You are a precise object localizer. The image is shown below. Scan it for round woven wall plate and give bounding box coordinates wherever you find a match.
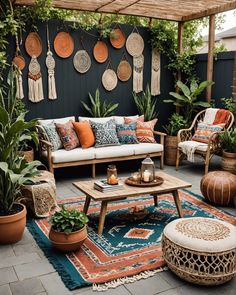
[54,32,74,58]
[102,69,118,91]
[13,55,26,70]
[117,60,132,82]
[73,50,91,73]
[126,32,144,57]
[25,32,42,57]
[110,28,125,49]
[93,41,108,63]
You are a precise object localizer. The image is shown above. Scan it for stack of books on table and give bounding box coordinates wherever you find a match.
[94,179,123,192]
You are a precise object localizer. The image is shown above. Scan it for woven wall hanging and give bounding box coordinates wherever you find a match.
[110,27,125,49]
[102,60,118,91]
[54,32,74,58]
[133,54,144,93]
[28,56,44,103]
[126,29,144,57]
[46,24,57,100]
[151,48,161,96]
[73,38,91,74]
[93,40,108,63]
[13,34,25,99]
[117,53,132,82]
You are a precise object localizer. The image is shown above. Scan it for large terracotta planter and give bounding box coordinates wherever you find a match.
[49,226,88,252]
[221,150,236,174]
[164,135,178,166]
[0,204,26,244]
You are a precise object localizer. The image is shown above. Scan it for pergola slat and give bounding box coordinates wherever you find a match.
[14,0,236,22]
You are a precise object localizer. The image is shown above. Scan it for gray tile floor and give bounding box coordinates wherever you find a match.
[0,157,235,295]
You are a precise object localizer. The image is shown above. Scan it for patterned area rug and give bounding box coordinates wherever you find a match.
[27,190,236,291]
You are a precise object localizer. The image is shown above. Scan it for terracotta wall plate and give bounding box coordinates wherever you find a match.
[93,41,108,63]
[110,28,125,49]
[117,60,132,82]
[25,32,42,57]
[13,55,26,70]
[54,32,74,58]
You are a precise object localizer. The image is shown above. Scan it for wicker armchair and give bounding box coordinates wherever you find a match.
[176,109,234,174]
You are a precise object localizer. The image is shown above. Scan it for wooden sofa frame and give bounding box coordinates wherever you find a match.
[39,131,166,177]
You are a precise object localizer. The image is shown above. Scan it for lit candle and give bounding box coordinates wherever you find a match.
[143,170,150,182]
[109,174,118,185]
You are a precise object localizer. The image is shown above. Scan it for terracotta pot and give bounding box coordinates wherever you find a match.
[18,147,34,162]
[164,135,178,166]
[49,226,87,253]
[221,150,236,174]
[0,204,26,244]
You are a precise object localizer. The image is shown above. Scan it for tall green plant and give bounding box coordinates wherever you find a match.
[133,85,158,121]
[164,80,213,124]
[81,89,119,117]
[0,67,41,213]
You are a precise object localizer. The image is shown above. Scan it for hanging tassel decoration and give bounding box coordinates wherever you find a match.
[151,48,161,96]
[16,69,24,99]
[46,23,57,99]
[133,54,144,93]
[28,56,44,103]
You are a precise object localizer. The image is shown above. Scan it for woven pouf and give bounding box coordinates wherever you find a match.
[200,171,236,205]
[162,217,236,285]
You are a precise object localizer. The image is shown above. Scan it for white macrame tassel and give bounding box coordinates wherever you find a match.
[16,70,24,99]
[151,48,161,96]
[28,76,44,103]
[133,54,144,93]
[48,69,57,100]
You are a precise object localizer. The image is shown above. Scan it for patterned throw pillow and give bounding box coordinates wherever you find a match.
[90,119,120,147]
[116,123,139,144]
[136,119,158,143]
[43,123,63,151]
[124,115,144,124]
[55,121,79,150]
[192,122,225,143]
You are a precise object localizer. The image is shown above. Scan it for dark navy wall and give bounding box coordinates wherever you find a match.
[6,20,174,130]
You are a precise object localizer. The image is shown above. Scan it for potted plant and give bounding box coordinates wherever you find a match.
[0,67,41,244]
[49,205,89,252]
[163,113,188,165]
[220,128,236,174]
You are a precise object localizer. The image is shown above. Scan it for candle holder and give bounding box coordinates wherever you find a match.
[107,165,118,185]
[141,155,155,183]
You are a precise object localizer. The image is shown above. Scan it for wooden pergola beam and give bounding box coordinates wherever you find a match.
[206,14,215,102]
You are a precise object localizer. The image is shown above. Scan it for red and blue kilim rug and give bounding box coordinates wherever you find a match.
[27,189,236,291]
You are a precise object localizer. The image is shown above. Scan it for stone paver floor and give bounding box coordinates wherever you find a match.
[0,157,235,295]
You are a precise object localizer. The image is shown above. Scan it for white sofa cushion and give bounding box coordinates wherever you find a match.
[95,145,134,159]
[133,143,163,155]
[42,147,95,163]
[78,116,112,123]
[113,115,138,125]
[38,116,75,126]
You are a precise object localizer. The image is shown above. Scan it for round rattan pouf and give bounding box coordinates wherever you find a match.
[200,171,236,206]
[162,217,236,285]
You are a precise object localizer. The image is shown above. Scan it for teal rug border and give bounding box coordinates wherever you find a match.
[27,189,235,290]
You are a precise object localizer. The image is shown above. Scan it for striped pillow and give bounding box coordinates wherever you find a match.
[136,119,157,143]
[116,123,139,144]
[192,122,225,143]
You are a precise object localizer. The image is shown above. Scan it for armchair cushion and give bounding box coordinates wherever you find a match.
[192,122,224,143]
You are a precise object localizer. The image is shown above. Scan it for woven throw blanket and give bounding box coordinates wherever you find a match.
[203,108,219,124]
[179,141,206,162]
[213,109,230,124]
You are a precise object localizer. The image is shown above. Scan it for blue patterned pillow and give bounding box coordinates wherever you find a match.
[43,123,63,151]
[90,119,120,147]
[116,123,139,144]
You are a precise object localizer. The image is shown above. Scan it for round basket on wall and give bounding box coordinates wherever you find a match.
[102,69,118,91]
[126,32,144,57]
[25,32,42,57]
[73,50,91,74]
[54,32,74,58]
[110,27,125,49]
[93,40,108,63]
[117,60,132,82]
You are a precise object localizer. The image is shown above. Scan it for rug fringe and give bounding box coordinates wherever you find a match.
[92,267,168,291]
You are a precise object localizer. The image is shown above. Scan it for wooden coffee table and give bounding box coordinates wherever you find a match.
[73,172,191,235]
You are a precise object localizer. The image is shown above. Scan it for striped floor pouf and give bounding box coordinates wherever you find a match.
[200,171,236,206]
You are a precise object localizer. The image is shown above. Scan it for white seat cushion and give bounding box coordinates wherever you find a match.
[95,145,134,159]
[179,141,208,152]
[133,143,163,155]
[42,147,95,163]
[38,116,75,126]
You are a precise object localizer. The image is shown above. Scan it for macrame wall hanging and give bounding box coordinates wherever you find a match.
[25,32,44,103]
[126,27,144,93]
[151,48,161,96]
[46,24,57,100]
[12,34,25,99]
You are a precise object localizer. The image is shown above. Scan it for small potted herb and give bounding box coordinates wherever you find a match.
[49,205,89,252]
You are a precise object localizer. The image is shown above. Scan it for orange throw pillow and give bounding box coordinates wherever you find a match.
[73,121,95,148]
[136,119,158,143]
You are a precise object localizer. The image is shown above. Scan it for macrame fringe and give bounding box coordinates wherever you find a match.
[92,267,168,292]
[16,70,24,99]
[28,76,44,103]
[48,70,57,99]
[151,48,161,96]
[133,55,144,93]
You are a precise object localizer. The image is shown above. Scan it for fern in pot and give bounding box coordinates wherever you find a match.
[49,205,89,252]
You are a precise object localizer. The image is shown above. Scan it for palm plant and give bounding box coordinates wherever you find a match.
[164,80,213,124]
[133,85,158,121]
[81,89,119,117]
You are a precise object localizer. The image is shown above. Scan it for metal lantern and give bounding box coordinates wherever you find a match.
[141,155,155,183]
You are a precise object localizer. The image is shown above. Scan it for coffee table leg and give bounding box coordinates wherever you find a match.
[83,195,91,214]
[98,201,108,235]
[172,190,183,218]
[152,195,158,207]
